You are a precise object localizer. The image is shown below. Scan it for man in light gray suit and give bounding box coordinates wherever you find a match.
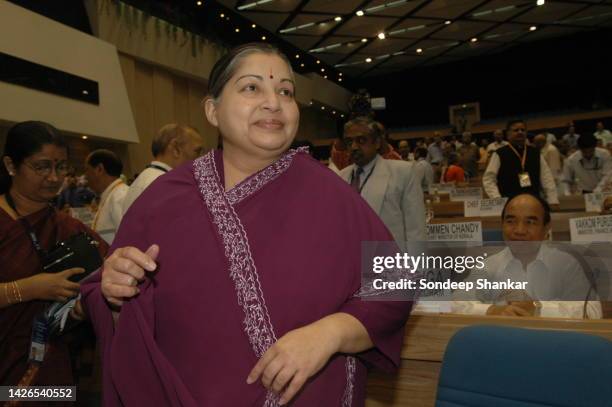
[339,117,426,243]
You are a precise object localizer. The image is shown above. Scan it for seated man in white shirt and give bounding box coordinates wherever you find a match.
[122,124,204,215]
[452,193,602,319]
[84,149,129,244]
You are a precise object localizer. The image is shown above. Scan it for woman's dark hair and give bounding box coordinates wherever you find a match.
[206,42,294,101]
[1,121,67,194]
[87,149,123,177]
[501,193,551,225]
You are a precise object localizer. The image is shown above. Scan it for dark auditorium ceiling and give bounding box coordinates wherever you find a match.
[216,0,612,78]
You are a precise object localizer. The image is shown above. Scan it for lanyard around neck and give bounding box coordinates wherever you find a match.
[352,164,376,194]
[5,192,51,260]
[507,142,527,171]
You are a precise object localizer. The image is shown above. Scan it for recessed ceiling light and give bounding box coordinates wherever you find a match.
[196,1,202,6]
[309,101,313,105]
[316,60,320,64]
[324,75,328,79]
[341,114,345,118]
[235,28,240,33]
[537,0,545,6]
[445,20,452,25]
[82,90,89,95]
[251,24,256,28]
[471,37,478,42]
[321,106,325,110]
[332,111,336,114]
[82,135,88,140]
[356,10,364,17]
[321,68,325,72]
[377,32,386,40]
[334,16,342,22]
[361,38,368,43]
[530,26,537,31]
[365,57,372,63]
[261,35,266,40]
[339,72,343,76]
[416,48,423,53]
[295,54,300,58]
[300,63,305,67]
[220,13,224,18]
[338,78,342,82]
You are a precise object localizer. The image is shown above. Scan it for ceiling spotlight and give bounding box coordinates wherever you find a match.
[365,57,372,63]
[377,32,386,40]
[295,54,300,58]
[309,101,313,105]
[300,63,305,67]
[321,68,325,72]
[537,0,545,6]
[261,35,266,40]
[530,26,537,31]
[445,20,452,25]
[324,75,328,79]
[341,114,345,118]
[220,13,224,18]
[339,72,342,76]
[82,135,88,140]
[235,28,240,33]
[416,48,423,54]
[334,16,342,22]
[82,90,89,95]
[196,1,202,6]
[470,37,478,42]
[316,60,320,64]
[332,111,336,114]
[356,10,364,17]
[361,38,368,43]
[321,106,325,110]
[251,24,256,28]
[338,78,342,82]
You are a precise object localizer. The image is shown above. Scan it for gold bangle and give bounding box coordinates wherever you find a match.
[10,282,18,304]
[4,283,12,305]
[13,281,22,303]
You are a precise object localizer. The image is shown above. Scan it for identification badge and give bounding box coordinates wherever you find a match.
[518,172,532,188]
[28,314,49,364]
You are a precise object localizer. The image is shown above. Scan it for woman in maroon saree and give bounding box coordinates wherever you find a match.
[0,121,108,391]
[82,43,413,406]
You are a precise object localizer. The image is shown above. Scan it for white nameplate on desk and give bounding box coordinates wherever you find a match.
[450,187,483,202]
[569,215,612,242]
[464,197,508,217]
[431,183,456,194]
[427,221,483,242]
[584,193,611,213]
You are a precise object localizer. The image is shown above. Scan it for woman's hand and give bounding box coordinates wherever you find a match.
[247,322,339,405]
[21,268,84,302]
[101,244,159,307]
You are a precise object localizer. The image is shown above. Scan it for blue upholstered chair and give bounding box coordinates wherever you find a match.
[436,325,612,407]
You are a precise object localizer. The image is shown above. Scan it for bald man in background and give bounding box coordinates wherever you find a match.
[122,124,204,216]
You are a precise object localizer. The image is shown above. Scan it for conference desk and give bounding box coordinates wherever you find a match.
[429,195,586,217]
[365,313,612,407]
[429,211,597,241]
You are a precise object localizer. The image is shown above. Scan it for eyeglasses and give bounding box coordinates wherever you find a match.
[23,160,70,177]
[344,135,371,146]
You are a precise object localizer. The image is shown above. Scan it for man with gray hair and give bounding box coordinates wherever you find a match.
[122,124,204,215]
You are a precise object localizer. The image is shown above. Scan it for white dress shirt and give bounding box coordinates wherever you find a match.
[540,143,563,181]
[561,148,612,195]
[414,158,434,193]
[122,161,172,216]
[452,245,602,319]
[92,178,129,244]
[482,152,559,204]
[594,129,612,146]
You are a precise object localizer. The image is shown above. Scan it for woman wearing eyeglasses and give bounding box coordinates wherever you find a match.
[0,121,108,394]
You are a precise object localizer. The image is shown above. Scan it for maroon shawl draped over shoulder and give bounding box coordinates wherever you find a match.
[0,207,108,387]
[82,149,412,406]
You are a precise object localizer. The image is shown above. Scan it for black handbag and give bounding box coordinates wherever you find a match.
[42,232,103,281]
